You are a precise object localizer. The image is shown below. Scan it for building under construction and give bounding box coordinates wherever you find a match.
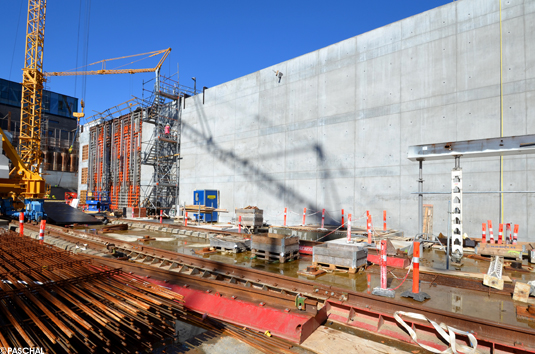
[4,0,535,353]
[78,75,197,212]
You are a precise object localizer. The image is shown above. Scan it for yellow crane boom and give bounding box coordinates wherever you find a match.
[44,48,171,77]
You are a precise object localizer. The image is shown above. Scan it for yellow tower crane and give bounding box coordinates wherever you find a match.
[19,0,47,181]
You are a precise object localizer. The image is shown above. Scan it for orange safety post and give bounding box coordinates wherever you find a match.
[481,223,486,243]
[321,209,325,229]
[371,240,396,298]
[19,213,24,237]
[498,223,503,245]
[383,210,387,231]
[412,242,420,293]
[238,215,242,233]
[302,207,307,226]
[367,214,372,244]
[488,220,494,244]
[283,207,287,226]
[185,211,188,227]
[341,209,345,228]
[38,219,46,245]
[401,241,430,301]
[347,213,352,243]
[160,210,163,224]
[380,239,387,289]
[513,224,519,245]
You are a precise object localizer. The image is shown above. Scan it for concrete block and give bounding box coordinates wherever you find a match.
[313,243,367,269]
[172,229,180,234]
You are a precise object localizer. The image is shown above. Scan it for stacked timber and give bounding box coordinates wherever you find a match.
[313,243,368,274]
[236,206,263,228]
[251,233,299,263]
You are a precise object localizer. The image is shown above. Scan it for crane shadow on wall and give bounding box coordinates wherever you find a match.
[181,100,351,225]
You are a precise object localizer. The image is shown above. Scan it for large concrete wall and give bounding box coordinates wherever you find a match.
[181,0,535,240]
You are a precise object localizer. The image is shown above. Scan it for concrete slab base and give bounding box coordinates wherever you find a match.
[371,287,396,298]
[401,291,430,302]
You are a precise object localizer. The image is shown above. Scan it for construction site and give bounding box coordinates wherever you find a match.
[1,0,535,353]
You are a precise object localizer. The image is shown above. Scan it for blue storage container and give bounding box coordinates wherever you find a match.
[193,189,219,222]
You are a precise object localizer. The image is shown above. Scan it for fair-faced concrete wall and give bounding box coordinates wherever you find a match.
[182,0,534,240]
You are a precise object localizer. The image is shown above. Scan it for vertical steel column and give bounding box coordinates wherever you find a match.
[451,156,463,263]
[418,159,424,238]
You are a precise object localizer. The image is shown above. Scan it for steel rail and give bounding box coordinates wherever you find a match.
[24,223,535,352]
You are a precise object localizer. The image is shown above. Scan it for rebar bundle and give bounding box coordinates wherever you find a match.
[0,230,185,353]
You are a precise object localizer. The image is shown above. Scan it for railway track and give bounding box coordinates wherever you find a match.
[20,222,535,352]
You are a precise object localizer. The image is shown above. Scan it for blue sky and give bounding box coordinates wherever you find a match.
[1,0,452,122]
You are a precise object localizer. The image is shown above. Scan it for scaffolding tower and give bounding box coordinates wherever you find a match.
[141,73,191,215]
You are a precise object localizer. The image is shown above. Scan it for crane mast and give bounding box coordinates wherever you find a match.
[19,0,46,175]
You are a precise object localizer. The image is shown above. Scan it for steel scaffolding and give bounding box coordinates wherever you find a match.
[140,73,186,215]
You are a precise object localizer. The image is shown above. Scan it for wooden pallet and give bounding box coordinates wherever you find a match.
[251,249,300,263]
[312,261,366,274]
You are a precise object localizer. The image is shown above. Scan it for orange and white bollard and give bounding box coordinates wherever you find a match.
[488,220,494,244]
[505,223,512,244]
[160,210,163,224]
[302,207,307,226]
[19,213,24,237]
[185,211,188,226]
[347,213,352,242]
[498,223,503,245]
[38,219,46,245]
[238,215,242,233]
[401,241,430,301]
[513,224,519,245]
[383,210,387,231]
[367,214,372,244]
[341,209,345,228]
[371,240,395,298]
[321,209,325,229]
[412,243,420,293]
[380,239,387,289]
[283,207,287,226]
[481,223,486,244]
